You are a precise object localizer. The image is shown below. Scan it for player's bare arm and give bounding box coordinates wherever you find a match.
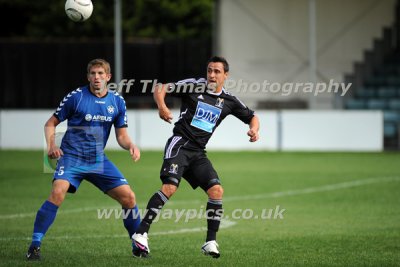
[154,83,173,123]
[44,115,63,159]
[247,115,260,142]
[115,127,140,162]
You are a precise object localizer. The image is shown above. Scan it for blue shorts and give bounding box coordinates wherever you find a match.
[53,155,128,193]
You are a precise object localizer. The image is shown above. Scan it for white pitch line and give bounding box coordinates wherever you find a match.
[0,219,236,242]
[1,177,398,242]
[223,176,400,202]
[1,176,399,220]
[0,206,107,220]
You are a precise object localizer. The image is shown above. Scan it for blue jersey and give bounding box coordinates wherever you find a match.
[54,86,127,162]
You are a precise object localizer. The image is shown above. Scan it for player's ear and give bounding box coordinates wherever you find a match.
[106,73,112,82]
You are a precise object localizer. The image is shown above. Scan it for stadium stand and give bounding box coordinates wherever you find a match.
[344,1,400,149]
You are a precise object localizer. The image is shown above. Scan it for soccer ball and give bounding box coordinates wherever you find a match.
[65,0,93,22]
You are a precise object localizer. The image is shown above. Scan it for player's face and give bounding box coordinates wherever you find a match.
[87,66,111,95]
[207,62,228,93]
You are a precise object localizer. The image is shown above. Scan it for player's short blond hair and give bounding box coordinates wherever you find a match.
[87,59,111,74]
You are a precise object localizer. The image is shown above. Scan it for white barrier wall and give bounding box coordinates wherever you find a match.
[281,111,383,151]
[0,110,383,151]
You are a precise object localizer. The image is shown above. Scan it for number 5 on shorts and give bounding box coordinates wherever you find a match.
[58,166,65,176]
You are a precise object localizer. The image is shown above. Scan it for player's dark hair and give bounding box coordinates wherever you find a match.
[87,58,111,74]
[207,56,229,73]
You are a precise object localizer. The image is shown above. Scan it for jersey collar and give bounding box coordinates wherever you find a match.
[207,86,225,96]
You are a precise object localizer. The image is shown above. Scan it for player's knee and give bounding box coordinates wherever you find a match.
[49,188,66,206]
[121,191,136,208]
[161,184,177,198]
[207,185,224,199]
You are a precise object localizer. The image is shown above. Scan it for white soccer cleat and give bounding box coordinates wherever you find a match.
[201,240,220,258]
[132,233,150,257]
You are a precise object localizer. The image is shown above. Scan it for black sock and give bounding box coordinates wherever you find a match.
[136,191,169,234]
[206,198,223,242]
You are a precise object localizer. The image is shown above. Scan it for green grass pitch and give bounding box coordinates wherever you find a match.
[0,150,399,266]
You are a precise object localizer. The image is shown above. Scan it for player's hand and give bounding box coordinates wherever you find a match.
[130,144,140,162]
[247,129,259,142]
[48,145,63,159]
[159,107,173,124]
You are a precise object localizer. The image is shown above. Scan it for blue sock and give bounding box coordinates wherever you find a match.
[31,200,59,247]
[123,205,141,238]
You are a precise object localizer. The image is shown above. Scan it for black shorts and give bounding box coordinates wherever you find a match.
[160,136,221,191]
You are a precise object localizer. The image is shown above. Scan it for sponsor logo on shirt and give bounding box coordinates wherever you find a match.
[190,102,221,133]
[85,114,93,121]
[85,114,112,122]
